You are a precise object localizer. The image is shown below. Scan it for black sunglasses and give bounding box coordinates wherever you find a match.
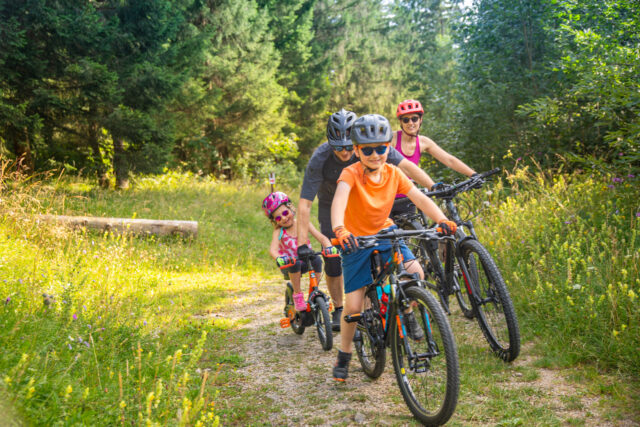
[401,116,421,124]
[334,145,354,152]
[359,145,388,156]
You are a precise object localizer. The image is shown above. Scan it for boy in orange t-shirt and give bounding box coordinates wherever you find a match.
[330,114,457,382]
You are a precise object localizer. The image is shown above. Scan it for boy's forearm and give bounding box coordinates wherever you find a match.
[407,188,447,223]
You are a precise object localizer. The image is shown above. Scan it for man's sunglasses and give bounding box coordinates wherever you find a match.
[359,145,388,156]
[401,116,421,124]
[334,145,354,152]
[273,210,290,222]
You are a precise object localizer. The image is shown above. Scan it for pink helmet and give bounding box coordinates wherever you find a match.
[396,99,424,117]
[262,191,290,217]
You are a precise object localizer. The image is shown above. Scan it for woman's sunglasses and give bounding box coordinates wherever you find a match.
[401,116,421,124]
[359,145,388,156]
[273,210,290,222]
[334,145,354,152]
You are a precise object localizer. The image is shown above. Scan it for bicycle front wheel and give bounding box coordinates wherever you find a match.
[354,287,386,378]
[391,285,459,426]
[452,230,475,319]
[459,239,520,361]
[313,296,333,351]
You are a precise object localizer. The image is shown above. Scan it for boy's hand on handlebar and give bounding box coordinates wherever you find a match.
[436,220,457,236]
[321,245,340,258]
[296,244,313,260]
[333,225,358,254]
[276,255,296,270]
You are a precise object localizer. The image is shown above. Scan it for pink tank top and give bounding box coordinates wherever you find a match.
[278,227,311,258]
[395,130,420,198]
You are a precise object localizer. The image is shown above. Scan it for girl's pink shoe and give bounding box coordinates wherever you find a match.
[293,292,307,311]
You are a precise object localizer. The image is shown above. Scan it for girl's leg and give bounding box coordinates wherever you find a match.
[289,271,302,293]
[340,287,366,354]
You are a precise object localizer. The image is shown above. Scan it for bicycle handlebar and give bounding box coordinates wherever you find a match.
[330,227,453,249]
[423,168,500,199]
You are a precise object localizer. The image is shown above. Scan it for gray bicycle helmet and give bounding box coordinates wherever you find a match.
[351,114,392,145]
[327,109,357,148]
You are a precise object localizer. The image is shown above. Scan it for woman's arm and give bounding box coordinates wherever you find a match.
[331,181,352,230]
[405,187,448,223]
[269,228,281,259]
[421,136,475,176]
[397,158,436,189]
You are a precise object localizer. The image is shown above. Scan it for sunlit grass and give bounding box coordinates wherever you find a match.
[467,166,640,376]
[0,170,284,425]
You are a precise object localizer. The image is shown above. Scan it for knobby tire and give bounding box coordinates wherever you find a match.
[391,285,459,426]
[459,239,520,361]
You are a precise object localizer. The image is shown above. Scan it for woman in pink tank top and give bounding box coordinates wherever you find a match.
[390,99,477,218]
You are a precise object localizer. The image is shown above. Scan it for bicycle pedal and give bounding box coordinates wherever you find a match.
[344,313,362,323]
[280,318,291,328]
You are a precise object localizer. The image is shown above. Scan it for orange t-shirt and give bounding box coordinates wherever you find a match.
[338,162,414,236]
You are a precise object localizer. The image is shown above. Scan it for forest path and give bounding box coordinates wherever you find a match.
[215,277,638,426]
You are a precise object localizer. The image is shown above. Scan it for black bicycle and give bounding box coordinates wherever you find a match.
[336,228,459,426]
[281,251,333,351]
[393,169,521,362]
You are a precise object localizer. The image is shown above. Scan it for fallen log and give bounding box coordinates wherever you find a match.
[37,214,198,238]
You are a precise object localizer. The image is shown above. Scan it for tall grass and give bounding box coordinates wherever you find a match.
[469,166,639,374]
[0,168,282,425]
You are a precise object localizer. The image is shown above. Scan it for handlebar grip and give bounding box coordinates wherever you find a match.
[480,168,501,178]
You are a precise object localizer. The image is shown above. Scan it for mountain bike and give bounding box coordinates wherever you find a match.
[392,169,520,362]
[334,228,459,426]
[280,251,333,351]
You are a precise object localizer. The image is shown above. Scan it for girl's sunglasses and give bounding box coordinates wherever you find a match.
[273,210,290,222]
[359,145,388,156]
[401,116,421,124]
[334,145,354,152]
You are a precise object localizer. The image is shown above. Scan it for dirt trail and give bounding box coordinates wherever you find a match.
[218,277,638,426]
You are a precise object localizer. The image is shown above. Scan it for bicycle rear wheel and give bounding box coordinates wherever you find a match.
[354,287,386,378]
[391,285,459,426]
[313,296,333,351]
[458,239,520,361]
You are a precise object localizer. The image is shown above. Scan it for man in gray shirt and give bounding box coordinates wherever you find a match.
[296,109,435,331]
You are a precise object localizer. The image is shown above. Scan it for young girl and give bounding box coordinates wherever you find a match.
[330,114,457,381]
[262,191,330,312]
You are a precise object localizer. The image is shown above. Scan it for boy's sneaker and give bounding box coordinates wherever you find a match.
[332,350,351,382]
[331,306,343,332]
[404,311,425,341]
[293,292,307,312]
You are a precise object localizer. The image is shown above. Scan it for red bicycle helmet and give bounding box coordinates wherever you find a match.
[396,99,424,117]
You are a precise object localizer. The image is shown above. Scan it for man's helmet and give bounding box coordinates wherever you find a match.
[262,191,290,217]
[351,114,392,145]
[327,109,357,149]
[396,99,424,117]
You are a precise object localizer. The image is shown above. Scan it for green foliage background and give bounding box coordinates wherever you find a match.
[1,0,637,184]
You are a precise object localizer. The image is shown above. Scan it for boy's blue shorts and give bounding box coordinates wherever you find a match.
[342,227,416,294]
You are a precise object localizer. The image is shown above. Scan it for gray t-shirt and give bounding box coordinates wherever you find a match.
[299,142,404,234]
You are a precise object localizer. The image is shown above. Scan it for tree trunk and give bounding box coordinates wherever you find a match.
[37,214,198,238]
[113,136,129,189]
[88,122,109,188]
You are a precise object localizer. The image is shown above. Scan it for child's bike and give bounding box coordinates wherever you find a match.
[334,228,459,426]
[393,169,521,362]
[280,251,333,351]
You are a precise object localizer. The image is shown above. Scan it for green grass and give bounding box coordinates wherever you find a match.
[0,167,639,424]
[0,170,286,425]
